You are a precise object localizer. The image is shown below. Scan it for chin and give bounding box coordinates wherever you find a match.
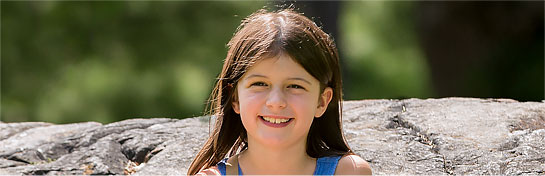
[256,134,295,147]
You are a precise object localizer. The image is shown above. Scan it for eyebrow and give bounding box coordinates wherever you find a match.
[245,74,312,85]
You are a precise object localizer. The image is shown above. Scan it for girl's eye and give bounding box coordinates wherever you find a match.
[288,84,305,90]
[250,82,268,87]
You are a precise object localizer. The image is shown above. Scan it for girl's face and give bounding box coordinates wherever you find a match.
[232,53,333,148]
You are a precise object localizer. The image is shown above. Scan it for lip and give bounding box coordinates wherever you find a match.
[258,115,293,128]
[260,115,291,119]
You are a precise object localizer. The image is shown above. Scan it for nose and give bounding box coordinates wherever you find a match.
[266,87,287,110]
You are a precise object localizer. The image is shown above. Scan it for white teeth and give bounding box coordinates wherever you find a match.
[262,116,290,124]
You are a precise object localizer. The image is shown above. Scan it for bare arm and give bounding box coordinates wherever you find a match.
[335,154,372,175]
[195,166,221,176]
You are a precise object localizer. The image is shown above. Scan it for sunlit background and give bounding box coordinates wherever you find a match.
[2,1,543,124]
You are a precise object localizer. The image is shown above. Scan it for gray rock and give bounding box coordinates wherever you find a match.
[131,117,210,175]
[0,122,52,141]
[0,98,543,175]
[0,122,101,165]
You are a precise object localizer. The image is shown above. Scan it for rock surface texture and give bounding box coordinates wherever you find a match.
[1,98,544,175]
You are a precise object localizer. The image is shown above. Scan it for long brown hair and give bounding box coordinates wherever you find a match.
[187,8,352,175]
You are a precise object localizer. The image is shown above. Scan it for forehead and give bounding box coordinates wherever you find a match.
[242,53,317,82]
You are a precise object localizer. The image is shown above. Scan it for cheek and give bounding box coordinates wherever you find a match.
[238,92,265,117]
[290,95,319,119]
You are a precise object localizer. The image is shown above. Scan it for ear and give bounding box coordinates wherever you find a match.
[232,100,240,114]
[231,88,240,114]
[315,87,333,118]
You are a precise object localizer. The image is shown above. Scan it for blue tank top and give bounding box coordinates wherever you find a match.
[216,155,342,175]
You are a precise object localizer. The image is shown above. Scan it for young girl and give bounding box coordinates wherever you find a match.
[188,8,372,175]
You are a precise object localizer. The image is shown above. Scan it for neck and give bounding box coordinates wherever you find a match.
[238,137,316,174]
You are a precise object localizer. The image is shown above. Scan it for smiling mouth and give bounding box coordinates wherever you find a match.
[258,115,293,124]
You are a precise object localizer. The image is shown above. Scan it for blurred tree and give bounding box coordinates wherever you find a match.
[340,1,434,99]
[415,1,544,101]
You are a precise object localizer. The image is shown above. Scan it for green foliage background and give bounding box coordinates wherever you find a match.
[2,1,433,124]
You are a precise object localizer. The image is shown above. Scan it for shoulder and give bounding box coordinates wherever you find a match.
[334,154,372,175]
[196,166,221,176]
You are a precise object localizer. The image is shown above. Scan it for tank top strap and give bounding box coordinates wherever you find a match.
[313,155,343,175]
[216,158,243,175]
[216,158,228,175]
